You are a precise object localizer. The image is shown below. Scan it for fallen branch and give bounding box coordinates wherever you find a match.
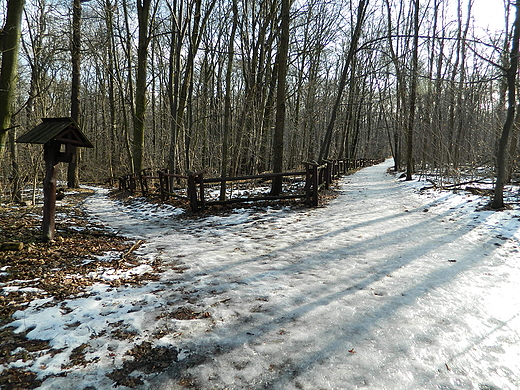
[121,240,144,260]
[440,179,489,189]
[0,242,24,251]
[422,179,490,192]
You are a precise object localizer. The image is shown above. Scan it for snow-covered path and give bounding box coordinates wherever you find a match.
[12,159,520,389]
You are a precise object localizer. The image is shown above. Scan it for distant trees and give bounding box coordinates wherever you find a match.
[166,0,217,175]
[318,0,369,163]
[0,0,519,205]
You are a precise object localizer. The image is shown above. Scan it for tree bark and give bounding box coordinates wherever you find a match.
[133,0,151,173]
[8,127,21,202]
[0,0,26,161]
[384,0,409,171]
[67,0,81,188]
[121,0,135,173]
[220,0,238,201]
[166,0,182,176]
[104,0,117,177]
[492,0,520,209]
[405,0,420,181]
[271,0,291,195]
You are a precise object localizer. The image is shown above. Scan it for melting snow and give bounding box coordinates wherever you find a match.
[4,159,520,389]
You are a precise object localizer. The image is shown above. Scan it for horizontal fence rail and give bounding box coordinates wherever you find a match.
[117,158,385,212]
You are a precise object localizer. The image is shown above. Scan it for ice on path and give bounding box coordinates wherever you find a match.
[14,159,520,390]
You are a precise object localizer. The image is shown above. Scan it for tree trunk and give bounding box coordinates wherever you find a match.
[452,0,473,170]
[104,0,117,177]
[0,0,26,161]
[133,0,151,173]
[220,0,238,201]
[67,0,81,188]
[8,127,21,202]
[506,103,520,182]
[492,0,520,209]
[167,0,182,175]
[405,0,420,181]
[384,0,407,171]
[121,0,135,173]
[271,0,291,195]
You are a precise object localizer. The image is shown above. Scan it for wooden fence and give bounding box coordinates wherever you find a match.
[118,159,384,212]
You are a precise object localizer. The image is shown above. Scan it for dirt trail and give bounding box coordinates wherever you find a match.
[83,160,520,389]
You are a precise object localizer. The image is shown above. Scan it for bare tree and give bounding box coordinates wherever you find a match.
[132,0,151,173]
[405,0,419,180]
[318,0,369,163]
[67,0,82,188]
[492,0,520,209]
[270,0,291,195]
[0,0,26,161]
[220,0,238,201]
[167,0,216,175]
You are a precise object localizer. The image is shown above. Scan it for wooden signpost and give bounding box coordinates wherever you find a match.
[17,118,93,242]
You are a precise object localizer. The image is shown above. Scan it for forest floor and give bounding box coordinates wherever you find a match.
[0,189,155,388]
[1,160,520,389]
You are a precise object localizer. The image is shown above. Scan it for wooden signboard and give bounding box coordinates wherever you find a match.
[17,118,93,242]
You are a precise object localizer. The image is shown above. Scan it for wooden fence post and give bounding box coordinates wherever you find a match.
[166,170,172,194]
[187,173,199,212]
[139,170,147,195]
[42,142,59,242]
[158,170,165,200]
[128,174,135,192]
[198,172,205,210]
[325,161,332,190]
[305,164,310,205]
[312,164,319,206]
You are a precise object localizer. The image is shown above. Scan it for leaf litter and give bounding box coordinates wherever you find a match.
[0,188,159,389]
[1,161,520,390]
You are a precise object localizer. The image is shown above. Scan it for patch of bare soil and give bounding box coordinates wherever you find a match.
[0,188,156,389]
[106,341,179,388]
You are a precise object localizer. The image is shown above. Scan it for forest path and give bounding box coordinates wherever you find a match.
[83,159,520,390]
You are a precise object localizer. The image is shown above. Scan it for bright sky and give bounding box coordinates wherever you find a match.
[472,0,509,32]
